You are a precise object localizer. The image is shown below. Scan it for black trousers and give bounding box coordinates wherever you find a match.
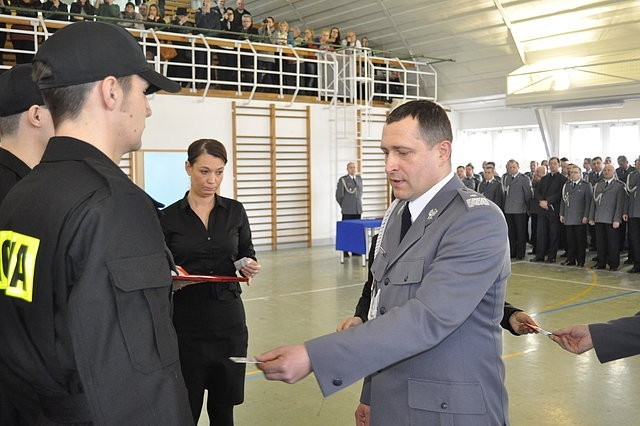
[595,222,621,268]
[536,208,561,260]
[505,213,528,258]
[565,224,587,264]
[628,217,640,268]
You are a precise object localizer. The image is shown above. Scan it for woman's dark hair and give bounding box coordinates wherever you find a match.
[187,139,227,165]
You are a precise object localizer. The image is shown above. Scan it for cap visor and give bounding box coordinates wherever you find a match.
[140,69,181,94]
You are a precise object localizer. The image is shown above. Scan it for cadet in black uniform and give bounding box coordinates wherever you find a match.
[0,22,193,424]
[0,64,52,202]
[0,63,54,426]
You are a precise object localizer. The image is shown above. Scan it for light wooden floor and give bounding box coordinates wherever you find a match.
[196,245,640,426]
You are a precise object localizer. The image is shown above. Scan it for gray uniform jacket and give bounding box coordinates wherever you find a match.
[589,179,626,224]
[306,176,510,425]
[559,180,592,225]
[335,174,363,215]
[502,173,532,214]
[590,311,640,363]
[626,171,640,218]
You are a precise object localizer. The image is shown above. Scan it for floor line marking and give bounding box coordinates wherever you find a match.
[529,270,598,314]
[244,282,364,301]
[511,271,640,293]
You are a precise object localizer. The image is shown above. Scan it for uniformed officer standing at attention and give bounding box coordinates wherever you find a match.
[0,22,193,424]
[589,164,626,271]
[336,161,363,221]
[477,163,503,209]
[559,165,592,267]
[0,63,55,426]
[624,157,640,273]
[503,159,532,260]
[336,161,363,256]
[256,100,511,426]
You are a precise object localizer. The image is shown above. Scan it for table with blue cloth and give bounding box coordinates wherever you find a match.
[336,219,382,266]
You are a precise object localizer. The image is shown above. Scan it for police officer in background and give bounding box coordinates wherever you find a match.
[589,164,626,271]
[0,63,55,426]
[559,165,592,267]
[0,22,193,424]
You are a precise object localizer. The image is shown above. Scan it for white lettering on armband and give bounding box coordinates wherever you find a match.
[0,230,40,302]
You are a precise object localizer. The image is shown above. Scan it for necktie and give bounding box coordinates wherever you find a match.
[605,181,609,188]
[400,203,412,242]
[572,182,576,188]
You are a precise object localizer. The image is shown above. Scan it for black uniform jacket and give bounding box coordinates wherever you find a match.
[0,147,30,203]
[0,137,192,425]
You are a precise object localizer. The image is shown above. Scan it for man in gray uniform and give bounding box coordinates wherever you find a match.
[589,164,626,270]
[503,159,532,260]
[256,100,510,426]
[559,165,592,267]
[336,161,363,220]
[336,161,363,256]
[625,157,640,273]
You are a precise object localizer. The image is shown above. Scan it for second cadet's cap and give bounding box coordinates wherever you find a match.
[0,64,45,117]
[33,21,180,94]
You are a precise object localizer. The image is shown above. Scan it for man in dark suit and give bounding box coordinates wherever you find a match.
[533,156,567,263]
[616,155,635,254]
[587,156,604,251]
[256,100,511,426]
[551,312,640,363]
[478,164,503,209]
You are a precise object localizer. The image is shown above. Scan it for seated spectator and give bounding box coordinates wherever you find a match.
[69,0,94,21]
[119,1,144,29]
[291,26,303,46]
[327,26,340,51]
[342,31,361,48]
[257,16,277,90]
[138,2,147,20]
[218,6,239,89]
[232,0,249,32]
[42,0,70,24]
[239,13,258,90]
[166,7,194,87]
[94,0,120,20]
[9,0,42,64]
[145,3,164,28]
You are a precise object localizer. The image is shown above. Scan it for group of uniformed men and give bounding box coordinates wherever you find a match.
[457,155,640,274]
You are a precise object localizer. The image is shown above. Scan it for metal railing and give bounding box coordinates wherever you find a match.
[0,12,438,105]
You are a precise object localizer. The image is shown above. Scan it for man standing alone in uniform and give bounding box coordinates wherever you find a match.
[0,63,55,426]
[0,22,193,424]
[256,100,510,426]
[336,161,363,256]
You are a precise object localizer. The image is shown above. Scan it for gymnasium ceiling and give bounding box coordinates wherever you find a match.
[249,0,640,109]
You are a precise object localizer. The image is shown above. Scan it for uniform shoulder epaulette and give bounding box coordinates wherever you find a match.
[457,187,491,210]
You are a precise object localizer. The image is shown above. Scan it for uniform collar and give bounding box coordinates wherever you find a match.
[0,147,31,179]
[40,136,116,165]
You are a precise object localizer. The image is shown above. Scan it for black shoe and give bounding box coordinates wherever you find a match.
[591,265,606,270]
[530,258,545,263]
[561,260,575,266]
[576,262,585,267]
[624,258,633,265]
[627,267,640,273]
[546,258,556,263]
[609,266,618,271]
